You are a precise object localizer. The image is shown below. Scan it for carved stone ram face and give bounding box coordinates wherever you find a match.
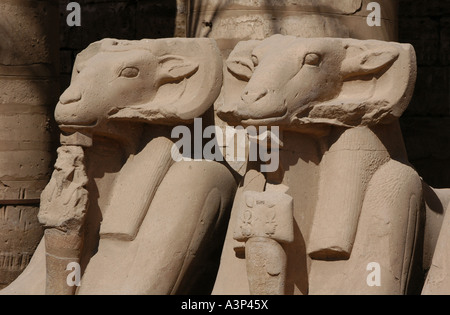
[55,38,223,134]
[218,35,416,131]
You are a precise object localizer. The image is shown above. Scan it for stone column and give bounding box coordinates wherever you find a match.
[0,0,59,288]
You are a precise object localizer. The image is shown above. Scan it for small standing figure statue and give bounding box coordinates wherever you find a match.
[38,133,91,295]
[234,190,294,295]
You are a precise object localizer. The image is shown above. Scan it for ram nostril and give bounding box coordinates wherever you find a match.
[59,90,82,105]
[241,88,268,104]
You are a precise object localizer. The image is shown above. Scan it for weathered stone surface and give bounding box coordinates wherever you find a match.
[189,0,397,41]
[190,0,363,14]
[0,206,43,289]
[214,35,422,295]
[423,201,450,295]
[2,38,236,295]
[38,146,89,231]
[0,0,59,66]
[219,36,416,127]
[0,0,448,297]
[0,0,58,288]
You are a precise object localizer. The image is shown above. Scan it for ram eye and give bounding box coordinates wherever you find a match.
[304,53,321,66]
[120,67,139,78]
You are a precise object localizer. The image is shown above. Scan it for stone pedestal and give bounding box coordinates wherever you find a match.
[188,0,398,56]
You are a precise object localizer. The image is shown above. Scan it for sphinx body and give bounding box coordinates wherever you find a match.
[1,38,236,295]
[214,35,424,295]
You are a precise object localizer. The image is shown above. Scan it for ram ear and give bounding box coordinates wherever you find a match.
[341,44,399,79]
[309,40,416,126]
[157,55,199,84]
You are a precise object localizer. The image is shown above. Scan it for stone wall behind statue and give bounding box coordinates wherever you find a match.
[57,0,450,188]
